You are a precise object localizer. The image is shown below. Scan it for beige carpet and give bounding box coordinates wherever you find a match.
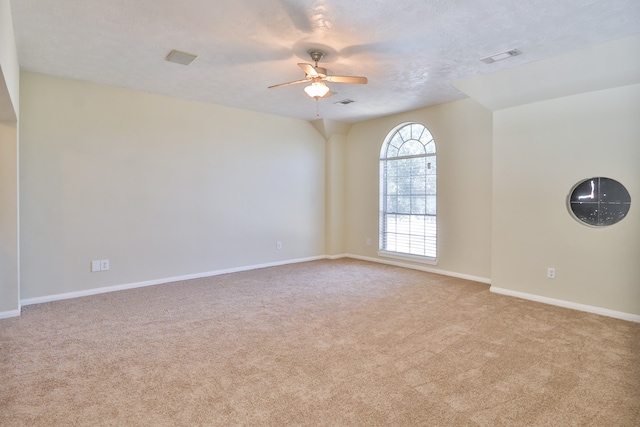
[1,259,639,426]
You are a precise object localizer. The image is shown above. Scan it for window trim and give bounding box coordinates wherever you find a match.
[379,122,437,264]
[377,249,438,265]
[567,177,631,227]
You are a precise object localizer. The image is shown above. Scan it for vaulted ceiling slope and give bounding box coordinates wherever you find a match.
[10,0,640,123]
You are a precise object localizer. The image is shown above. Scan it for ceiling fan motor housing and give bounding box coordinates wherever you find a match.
[309,50,325,63]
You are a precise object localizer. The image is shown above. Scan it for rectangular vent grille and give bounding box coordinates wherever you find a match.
[166,49,198,66]
[335,99,355,105]
[481,49,521,64]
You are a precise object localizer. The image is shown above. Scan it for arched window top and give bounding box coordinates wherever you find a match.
[381,123,435,159]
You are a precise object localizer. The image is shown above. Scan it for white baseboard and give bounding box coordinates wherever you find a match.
[346,255,639,322]
[0,308,21,319]
[326,253,349,260]
[490,286,640,323]
[20,255,326,307]
[343,253,492,284]
[15,254,639,324]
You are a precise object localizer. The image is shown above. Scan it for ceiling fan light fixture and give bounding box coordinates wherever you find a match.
[304,81,330,98]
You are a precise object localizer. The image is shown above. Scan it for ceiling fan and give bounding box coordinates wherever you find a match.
[268,50,368,99]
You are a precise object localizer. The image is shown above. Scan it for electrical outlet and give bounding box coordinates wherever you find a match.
[547,267,555,279]
[276,241,282,250]
[101,259,110,271]
[366,238,372,246]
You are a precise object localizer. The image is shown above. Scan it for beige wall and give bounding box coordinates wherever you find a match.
[325,134,347,256]
[0,0,19,316]
[344,98,493,280]
[0,122,18,313]
[492,83,640,315]
[19,72,326,300]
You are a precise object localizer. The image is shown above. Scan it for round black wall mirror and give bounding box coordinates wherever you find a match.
[568,177,631,226]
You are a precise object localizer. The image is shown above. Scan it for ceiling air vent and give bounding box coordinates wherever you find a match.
[165,49,198,66]
[480,49,521,64]
[335,99,355,105]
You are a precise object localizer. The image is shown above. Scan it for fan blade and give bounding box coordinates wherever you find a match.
[268,79,309,89]
[325,75,368,84]
[298,63,318,77]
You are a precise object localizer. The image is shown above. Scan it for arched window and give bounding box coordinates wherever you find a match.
[379,123,437,261]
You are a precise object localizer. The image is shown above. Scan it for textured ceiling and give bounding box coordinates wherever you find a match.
[9,0,640,123]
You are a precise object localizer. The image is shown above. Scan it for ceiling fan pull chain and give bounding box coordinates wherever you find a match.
[316,98,320,117]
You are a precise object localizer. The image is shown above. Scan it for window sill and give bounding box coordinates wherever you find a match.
[377,250,438,265]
